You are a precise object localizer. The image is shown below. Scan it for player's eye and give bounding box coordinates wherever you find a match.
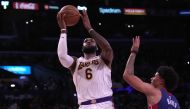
[84,40,88,42]
[91,39,94,42]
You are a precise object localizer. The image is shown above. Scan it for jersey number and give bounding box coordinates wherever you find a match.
[85,68,92,80]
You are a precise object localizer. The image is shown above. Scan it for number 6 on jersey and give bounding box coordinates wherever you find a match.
[85,68,92,80]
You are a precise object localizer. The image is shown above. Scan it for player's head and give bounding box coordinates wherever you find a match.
[82,38,98,54]
[151,66,179,92]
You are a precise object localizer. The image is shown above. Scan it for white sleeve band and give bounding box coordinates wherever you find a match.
[57,33,74,68]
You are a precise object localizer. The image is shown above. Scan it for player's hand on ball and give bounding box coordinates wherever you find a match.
[57,11,66,30]
[81,10,92,31]
[131,36,140,53]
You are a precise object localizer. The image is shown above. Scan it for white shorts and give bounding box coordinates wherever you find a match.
[79,101,114,109]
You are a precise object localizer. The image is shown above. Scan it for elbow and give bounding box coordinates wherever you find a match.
[123,72,128,80]
[123,73,126,80]
[58,53,67,61]
[57,52,67,63]
[57,54,74,68]
[58,55,66,64]
[123,70,131,81]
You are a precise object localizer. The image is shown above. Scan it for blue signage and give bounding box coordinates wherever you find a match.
[99,7,122,14]
[0,66,31,75]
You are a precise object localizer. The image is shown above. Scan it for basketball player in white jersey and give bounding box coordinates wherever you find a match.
[57,10,114,109]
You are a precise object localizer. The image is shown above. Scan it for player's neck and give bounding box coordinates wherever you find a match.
[156,85,165,90]
[84,53,96,59]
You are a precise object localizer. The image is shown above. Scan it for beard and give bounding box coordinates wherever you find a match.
[82,46,97,54]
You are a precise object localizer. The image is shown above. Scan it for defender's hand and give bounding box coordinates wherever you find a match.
[131,36,140,53]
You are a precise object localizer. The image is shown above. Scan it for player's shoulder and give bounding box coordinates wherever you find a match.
[94,55,101,59]
[77,56,85,61]
[76,56,88,63]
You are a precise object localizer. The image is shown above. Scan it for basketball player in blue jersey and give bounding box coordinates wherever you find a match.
[57,10,114,109]
[123,36,180,109]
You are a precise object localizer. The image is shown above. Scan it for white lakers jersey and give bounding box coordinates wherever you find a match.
[73,56,113,104]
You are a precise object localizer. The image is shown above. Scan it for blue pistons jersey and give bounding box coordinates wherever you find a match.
[149,88,180,109]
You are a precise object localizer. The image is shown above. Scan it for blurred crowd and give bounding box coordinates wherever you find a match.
[0,65,189,109]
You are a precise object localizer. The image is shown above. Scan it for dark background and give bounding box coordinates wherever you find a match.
[0,0,190,109]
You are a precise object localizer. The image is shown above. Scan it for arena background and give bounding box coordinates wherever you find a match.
[0,0,190,109]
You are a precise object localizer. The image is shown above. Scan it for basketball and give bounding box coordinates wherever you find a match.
[60,5,80,26]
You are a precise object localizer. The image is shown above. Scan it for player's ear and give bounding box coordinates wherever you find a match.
[81,45,84,52]
[159,78,165,85]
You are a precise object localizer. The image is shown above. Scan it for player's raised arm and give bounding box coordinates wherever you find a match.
[57,11,76,72]
[80,10,113,68]
[123,36,156,95]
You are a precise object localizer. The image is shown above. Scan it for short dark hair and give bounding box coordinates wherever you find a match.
[157,66,179,92]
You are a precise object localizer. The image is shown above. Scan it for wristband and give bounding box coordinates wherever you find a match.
[88,28,94,33]
[131,50,138,54]
[61,29,67,33]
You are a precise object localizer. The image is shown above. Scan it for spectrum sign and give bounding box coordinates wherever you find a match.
[99,7,122,14]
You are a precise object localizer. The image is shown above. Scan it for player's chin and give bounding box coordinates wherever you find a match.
[84,45,93,48]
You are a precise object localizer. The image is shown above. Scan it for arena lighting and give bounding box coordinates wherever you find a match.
[179,10,190,16]
[99,7,122,14]
[0,66,31,75]
[10,84,15,88]
[25,21,29,24]
[34,85,38,88]
[128,25,131,28]
[1,1,9,9]
[113,86,133,94]
[77,5,87,11]
[124,8,146,15]
[127,24,134,28]
[13,2,39,10]
[19,76,27,80]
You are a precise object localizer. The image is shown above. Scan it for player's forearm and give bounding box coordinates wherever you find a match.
[124,53,136,76]
[88,29,112,52]
[57,33,74,68]
[57,33,68,57]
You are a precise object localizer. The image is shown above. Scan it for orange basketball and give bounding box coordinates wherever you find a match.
[60,5,80,26]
